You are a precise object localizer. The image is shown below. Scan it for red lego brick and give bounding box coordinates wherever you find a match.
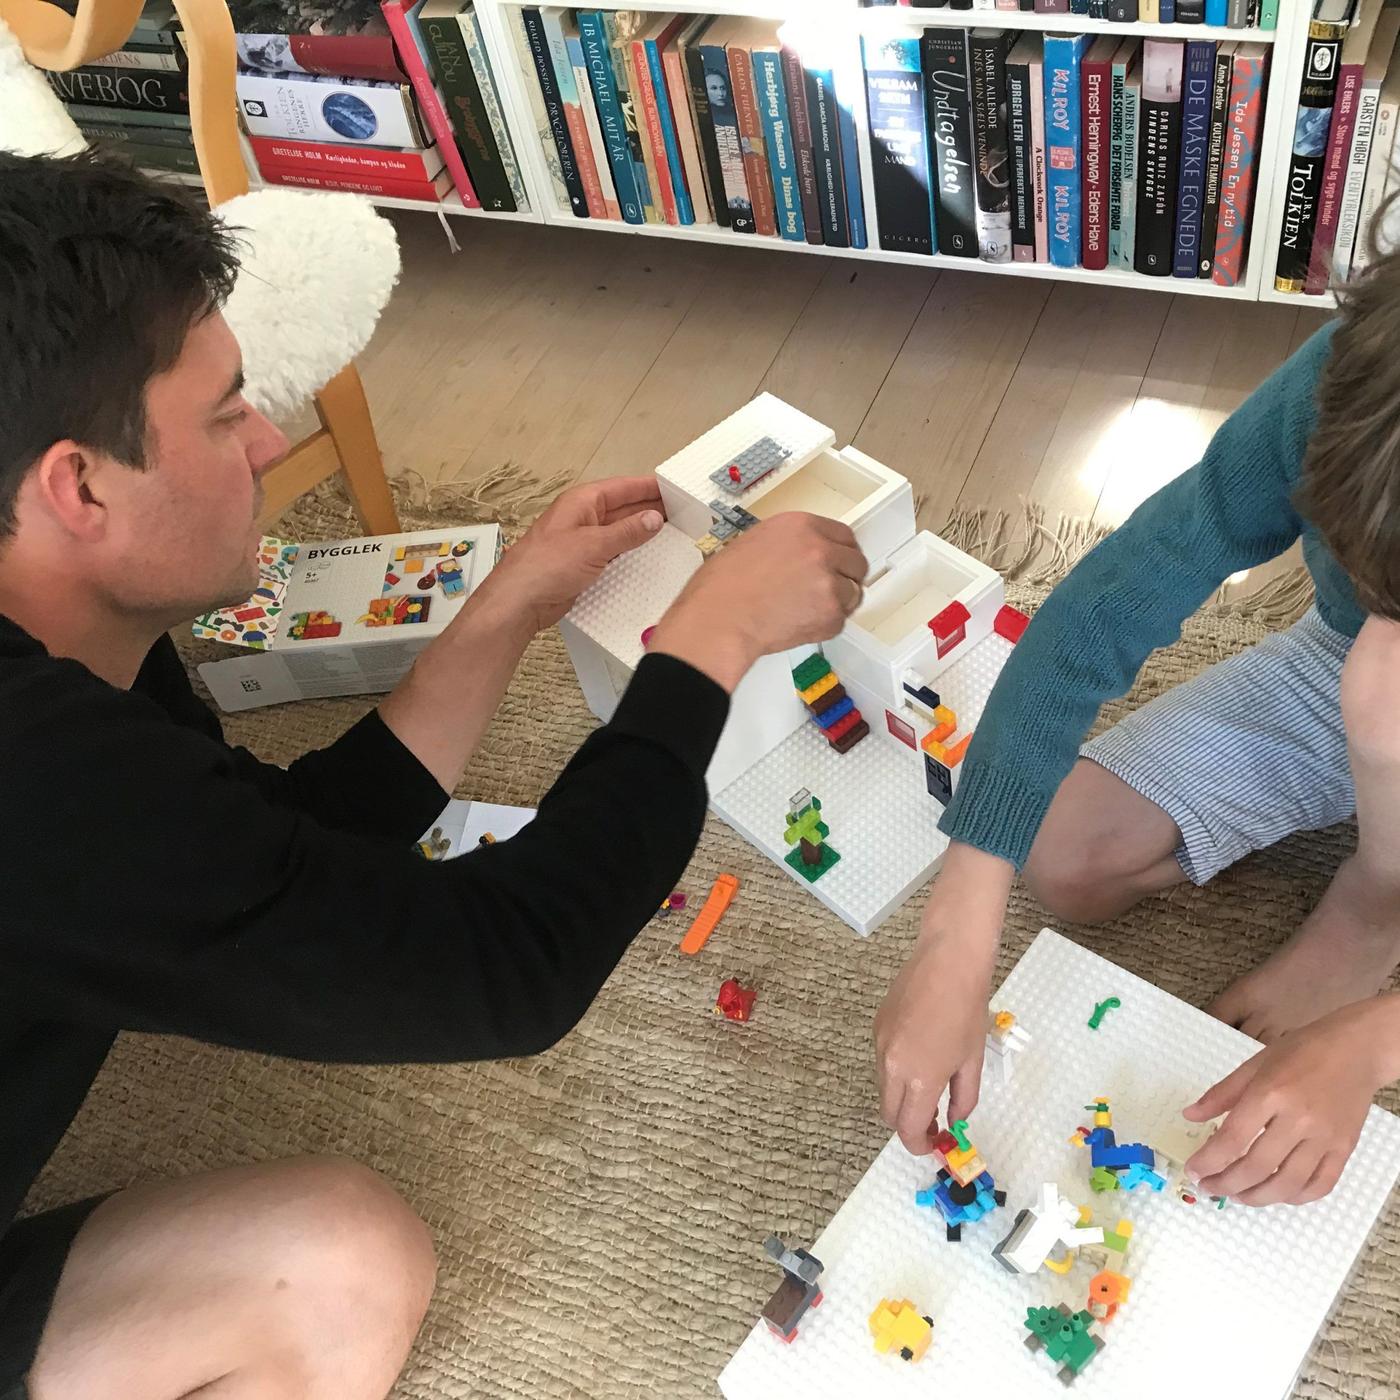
[825,708,864,743]
[831,719,869,754]
[995,604,1031,644]
[928,601,970,640]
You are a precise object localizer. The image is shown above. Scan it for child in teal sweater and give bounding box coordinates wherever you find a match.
[876,265,1400,1207]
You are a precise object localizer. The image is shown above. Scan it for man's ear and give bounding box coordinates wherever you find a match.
[25,440,112,544]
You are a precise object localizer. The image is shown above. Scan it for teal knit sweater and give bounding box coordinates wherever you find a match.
[939,323,1363,870]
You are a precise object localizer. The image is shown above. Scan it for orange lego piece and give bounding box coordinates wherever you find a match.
[942,733,973,767]
[679,873,740,955]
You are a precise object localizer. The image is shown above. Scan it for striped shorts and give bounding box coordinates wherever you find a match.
[1081,606,1355,885]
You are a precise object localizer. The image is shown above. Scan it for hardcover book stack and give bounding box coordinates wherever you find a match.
[45,1,199,180]
[232,0,526,209]
[1273,0,1400,294]
[860,24,1269,283]
[862,0,1279,30]
[510,9,869,244]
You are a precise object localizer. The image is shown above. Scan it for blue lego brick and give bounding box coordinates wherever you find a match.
[1121,1163,1166,1192]
[1091,1143,1154,1171]
[814,696,854,730]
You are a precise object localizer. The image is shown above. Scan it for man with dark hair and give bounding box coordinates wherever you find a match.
[0,151,868,1398]
[876,224,1400,1211]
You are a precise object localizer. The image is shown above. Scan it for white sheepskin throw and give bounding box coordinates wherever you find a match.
[0,16,84,157]
[0,17,402,419]
[217,189,400,420]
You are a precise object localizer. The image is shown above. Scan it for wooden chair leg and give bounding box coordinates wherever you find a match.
[314,362,400,535]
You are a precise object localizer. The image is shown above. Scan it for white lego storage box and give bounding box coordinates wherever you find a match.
[194,525,502,711]
[563,392,1027,935]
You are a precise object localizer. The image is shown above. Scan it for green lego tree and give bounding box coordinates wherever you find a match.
[783,789,840,884]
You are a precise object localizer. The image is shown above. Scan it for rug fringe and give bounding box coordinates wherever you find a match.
[388,462,573,527]
[1214,567,1317,627]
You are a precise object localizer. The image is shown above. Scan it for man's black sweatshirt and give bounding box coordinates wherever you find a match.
[0,615,728,1232]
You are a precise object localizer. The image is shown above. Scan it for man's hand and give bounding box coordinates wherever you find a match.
[646,513,867,692]
[480,476,665,634]
[874,844,1014,1155]
[1183,995,1400,1206]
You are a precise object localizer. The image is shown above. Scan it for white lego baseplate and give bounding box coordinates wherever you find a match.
[711,634,1014,936]
[719,930,1400,1400]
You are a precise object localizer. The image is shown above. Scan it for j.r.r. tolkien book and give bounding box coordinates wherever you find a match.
[579,9,644,223]
[1043,31,1091,267]
[1005,33,1044,261]
[862,30,937,254]
[969,28,1015,262]
[1115,39,1141,271]
[47,62,188,114]
[1274,20,1345,292]
[778,35,825,242]
[1134,39,1184,276]
[698,27,757,231]
[922,27,978,257]
[1172,39,1216,277]
[1306,0,1386,292]
[418,0,515,212]
[1080,35,1118,271]
[1212,41,1266,286]
[1196,41,1234,279]
[236,68,426,148]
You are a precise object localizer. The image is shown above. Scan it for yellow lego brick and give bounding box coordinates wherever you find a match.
[799,671,838,705]
[922,734,950,761]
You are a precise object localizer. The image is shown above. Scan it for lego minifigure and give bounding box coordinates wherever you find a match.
[914,1124,1007,1242]
[760,1235,823,1343]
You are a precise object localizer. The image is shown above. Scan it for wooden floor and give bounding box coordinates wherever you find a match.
[351,211,1331,585]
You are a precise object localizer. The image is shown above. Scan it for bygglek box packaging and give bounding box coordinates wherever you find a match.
[193,525,502,711]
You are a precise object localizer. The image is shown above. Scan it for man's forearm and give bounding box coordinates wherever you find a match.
[377,587,536,793]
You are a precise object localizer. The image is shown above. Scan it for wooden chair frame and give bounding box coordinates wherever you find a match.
[3,0,401,534]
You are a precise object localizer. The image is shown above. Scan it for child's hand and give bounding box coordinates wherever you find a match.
[1182,997,1399,1206]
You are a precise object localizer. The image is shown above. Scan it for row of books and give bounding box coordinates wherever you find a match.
[863,29,1267,281]
[1275,0,1400,293]
[866,0,1278,27]
[515,11,870,245]
[44,1,202,178]
[231,0,526,208]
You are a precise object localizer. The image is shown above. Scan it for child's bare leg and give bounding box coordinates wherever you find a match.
[1022,759,1186,922]
[1210,617,1400,1041]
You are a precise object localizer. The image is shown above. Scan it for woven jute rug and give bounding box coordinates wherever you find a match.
[23,476,1399,1398]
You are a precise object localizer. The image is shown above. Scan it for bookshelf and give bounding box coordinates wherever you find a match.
[449,0,1303,299]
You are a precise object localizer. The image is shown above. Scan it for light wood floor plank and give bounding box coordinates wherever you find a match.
[855,270,1050,526]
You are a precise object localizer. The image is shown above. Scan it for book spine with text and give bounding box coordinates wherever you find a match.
[805,53,850,245]
[381,0,479,207]
[238,31,405,84]
[1108,43,1127,270]
[568,28,621,219]
[47,63,187,114]
[1006,40,1036,261]
[1212,44,1265,285]
[682,19,730,228]
[780,42,825,242]
[1306,49,1364,292]
[969,29,1013,262]
[632,38,679,223]
[662,37,709,222]
[1118,51,1141,270]
[578,11,643,223]
[422,10,514,211]
[922,27,978,256]
[729,40,778,235]
[754,49,805,240]
[248,133,441,179]
[862,32,936,254]
[259,165,447,199]
[1172,39,1215,277]
[1197,43,1232,278]
[1081,46,1112,270]
[699,41,757,233]
[833,51,869,247]
[1333,79,1384,281]
[1275,22,1344,292]
[1135,39,1183,276]
[520,7,587,216]
[77,118,191,149]
[1351,72,1400,278]
[542,9,609,217]
[602,11,656,222]
[464,8,528,211]
[648,36,696,225]
[1043,32,1090,267]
